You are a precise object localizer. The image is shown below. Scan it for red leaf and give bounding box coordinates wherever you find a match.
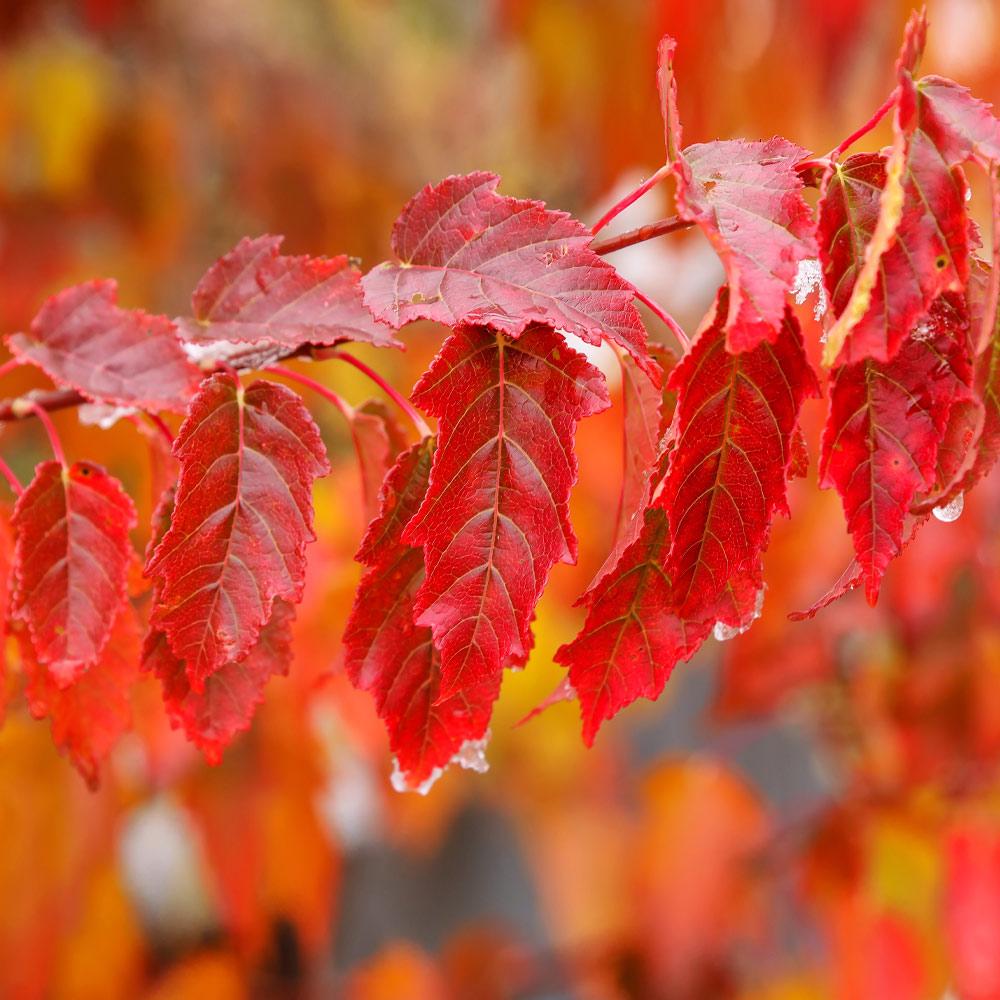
[917,75,1000,166]
[361,173,656,378]
[8,281,201,412]
[819,296,973,603]
[662,290,819,619]
[21,603,140,787]
[616,348,673,544]
[11,460,136,685]
[145,373,330,687]
[349,399,408,523]
[821,31,970,366]
[554,508,710,744]
[403,325,610,698]
[178,235,399,350]
[343,439,495,788]
[144,599,295,765]
[960,264,1000,489]
[656,39,816,352]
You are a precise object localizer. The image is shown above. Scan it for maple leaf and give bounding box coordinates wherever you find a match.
[145,373,330,687]
[616,348,674,545]
[916,76,1000,166]
[555,508,710,744]
[343,439,495,787]
[656,39,816,353]
[661,289,819,619]
[11,460,136,686]
[361,172,656,378]
[348,399,407,522]
[821,19,970,367]
[8,281,202,413]
[178,235,398,352]
[144,600,295,765]
[20,604,140,787]
[402,325,610,698]
[820,295,973,603]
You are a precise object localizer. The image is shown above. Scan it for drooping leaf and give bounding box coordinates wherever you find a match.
[177,235,398,351]
[8,281,202,413]
[343,439,495,787]
[20,604,140,787]
[656,39,816,352]
[820,295,973,603]
[348,398,408,523]
[662,289,819,619]
[145,373,330,687]
[916,75,1000,167]
[403,325,610,698]
[144,600,295,765]
[821,20,970,367]
[555,508,710,744]
[361,172,656,377]
[11,460,136,686]
[615,347,675,544]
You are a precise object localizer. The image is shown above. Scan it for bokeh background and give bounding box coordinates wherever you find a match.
[2,1,1000,997]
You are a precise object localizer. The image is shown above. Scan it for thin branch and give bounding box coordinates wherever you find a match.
[0,387,84,422]
[591,215,694,256]
[327,350,433,438]
[590,164,672,235]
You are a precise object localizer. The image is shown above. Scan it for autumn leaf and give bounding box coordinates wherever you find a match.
[8,281,202,412]
[915,76,1000,168]
[821,14,970,367]
[361,172,656,378]
[657,38,816,353]
[820,295,973,603]
[145,373,330,687]
[20,603,140,787]
[11,460,136,686]
[349,398,408,523]
[662,289,819,619]
[403,325,610,699]
[144,600,295,765]
[177,234,399,351]
[343,439,495,788]
[555,508,709,744]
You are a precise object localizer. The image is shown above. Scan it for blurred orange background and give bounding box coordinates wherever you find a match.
[2,1,1000,997]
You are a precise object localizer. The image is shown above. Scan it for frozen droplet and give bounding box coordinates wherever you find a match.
[966,186,973,202]
[932,492,965,522]
[713,586,766,642]
[792,258,828,320]
[911,319,935,342]
[390,732,491,795]
[78,403,137,429]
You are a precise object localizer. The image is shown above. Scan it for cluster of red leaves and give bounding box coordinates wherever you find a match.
[1,9,999,792]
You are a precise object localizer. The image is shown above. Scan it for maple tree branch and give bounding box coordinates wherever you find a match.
[326,350,433,438]
[0,455,23,496]
[20,398,67,466]
[826,89,898,160]
[590,215,694,255]
[591,164,672,235]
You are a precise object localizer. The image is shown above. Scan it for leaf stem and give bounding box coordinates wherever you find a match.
[143,412,175,447]
[0,455,23,496]
[591,164,672,235]
[633,287,690,351]
[980,162,1000,354]
[827,89,898,160]
[264,365,355,423]
[0,358,22,381]
[327,351,433,438]
[17,399,67,466]
[591,215,694,256]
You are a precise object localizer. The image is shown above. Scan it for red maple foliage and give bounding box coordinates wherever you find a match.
[0,8,998,798]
